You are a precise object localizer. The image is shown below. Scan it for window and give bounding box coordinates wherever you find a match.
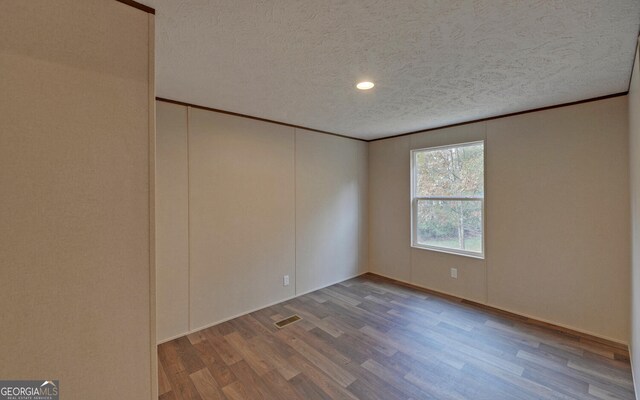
[411,141,484,258]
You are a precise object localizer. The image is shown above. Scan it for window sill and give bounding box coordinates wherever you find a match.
[411,244,485,260]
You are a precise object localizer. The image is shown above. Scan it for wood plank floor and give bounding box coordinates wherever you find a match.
[158,274,635,400]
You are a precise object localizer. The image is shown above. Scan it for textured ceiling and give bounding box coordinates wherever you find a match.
[141,0,639,140]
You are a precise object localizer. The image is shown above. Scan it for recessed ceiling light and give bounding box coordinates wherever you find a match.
[356,81,375,90]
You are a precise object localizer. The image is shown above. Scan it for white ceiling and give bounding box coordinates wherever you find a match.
[141,0,639,140]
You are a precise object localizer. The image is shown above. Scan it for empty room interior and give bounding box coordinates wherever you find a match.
[6,1,640,399]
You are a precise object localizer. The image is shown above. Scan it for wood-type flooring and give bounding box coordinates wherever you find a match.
[158,273,634,400]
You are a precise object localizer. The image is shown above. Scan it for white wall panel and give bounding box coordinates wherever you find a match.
[295,130,368,294]
[486,97,629,342]
[188,109,296,331]
[369,137,412,281]
[156,102,189,341]
[156,105,370,338]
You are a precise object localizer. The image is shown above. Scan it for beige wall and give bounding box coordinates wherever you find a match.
[486,99,629,342]
[370,96,630,343]
[295,130,369,294]
[188,108,297,331]
[156,102,189,341]
[629,44,640,397]
[155,103,369,342]
[0,1,155,399]
[369,136,412,281]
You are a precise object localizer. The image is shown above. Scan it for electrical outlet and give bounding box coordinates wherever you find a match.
[283,275,290,286]
[450,268,458,279]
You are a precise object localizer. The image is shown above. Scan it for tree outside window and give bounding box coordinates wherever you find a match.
[411,141,484,257]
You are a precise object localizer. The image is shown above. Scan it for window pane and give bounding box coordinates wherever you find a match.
[414,143,484,197]
[416,199,482,253]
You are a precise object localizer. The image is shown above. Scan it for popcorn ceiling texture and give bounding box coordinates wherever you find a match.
[143,0,639,140]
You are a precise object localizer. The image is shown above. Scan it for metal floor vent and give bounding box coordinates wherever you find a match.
[274,314,302,329]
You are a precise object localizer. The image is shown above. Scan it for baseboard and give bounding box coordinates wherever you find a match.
[365,271,483,303]
[159,269,629,357]
[365,272,629,353]
[157,271,367,345]
[294,270,368,298]
[157,295,300,345]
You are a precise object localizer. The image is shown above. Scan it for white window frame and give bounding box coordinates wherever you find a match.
[410,141,485,259]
